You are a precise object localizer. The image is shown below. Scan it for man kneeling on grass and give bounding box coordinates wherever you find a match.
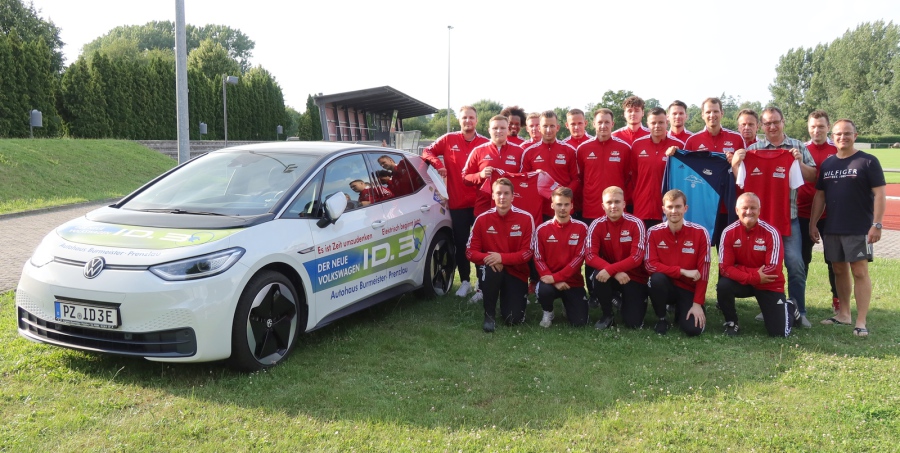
[533,186,590,328]
[717,192,799,337]
[585,186,649,330]
[466,178,535,332]
[644,190,710,336]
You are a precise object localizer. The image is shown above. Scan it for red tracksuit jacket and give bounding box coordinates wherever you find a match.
[585,213,648,284]
[644,221,711,304]
[533,218,588,287]
[466,207,535,283]
[718,219,785,292]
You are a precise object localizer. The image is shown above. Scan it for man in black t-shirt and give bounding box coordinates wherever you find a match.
[809,119,886,337]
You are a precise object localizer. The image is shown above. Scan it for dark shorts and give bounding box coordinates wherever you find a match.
[823,234,872,263]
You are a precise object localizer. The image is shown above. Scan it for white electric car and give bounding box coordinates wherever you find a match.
[16,142,455,370]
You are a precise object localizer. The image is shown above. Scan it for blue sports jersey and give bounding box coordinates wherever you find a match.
[663,150,737,243]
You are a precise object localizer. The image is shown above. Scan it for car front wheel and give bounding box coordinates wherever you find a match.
[416,231,455,298]
[229,270,301,371]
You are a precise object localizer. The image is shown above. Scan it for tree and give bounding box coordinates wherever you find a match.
[401,115,429,137]
[0,0,64,73]
[471,99,503,136]
[82,21,255,72]
[585,90,635,134]
[770,21,900,136]
[305,94,322,141]
[553,106,570,139]
[191,24,255,72]
[284,106,301,138]
[427,109,458,138]
[58,56,110,137]
[188,39,241,81]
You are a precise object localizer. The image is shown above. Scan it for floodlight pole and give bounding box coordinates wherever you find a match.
[175,0,190,163]
[447,25,453,134]
[223,74,238,147]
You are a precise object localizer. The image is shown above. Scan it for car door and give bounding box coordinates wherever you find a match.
[366,151,434,288]
[301,153,389,325]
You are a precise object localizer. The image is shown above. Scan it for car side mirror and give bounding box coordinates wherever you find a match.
[316,192,348,228]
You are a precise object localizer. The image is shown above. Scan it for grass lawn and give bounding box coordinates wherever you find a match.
[0,139,175,214]
[3,253,898,451]
[866,148,900,183]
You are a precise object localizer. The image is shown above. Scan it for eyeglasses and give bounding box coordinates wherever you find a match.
[762,121,783,127]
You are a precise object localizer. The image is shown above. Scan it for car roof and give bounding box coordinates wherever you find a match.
[216,141,408,158]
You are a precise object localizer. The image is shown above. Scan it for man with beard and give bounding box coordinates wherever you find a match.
[421,106,489,299]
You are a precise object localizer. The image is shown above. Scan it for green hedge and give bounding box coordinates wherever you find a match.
[858,135,900,144]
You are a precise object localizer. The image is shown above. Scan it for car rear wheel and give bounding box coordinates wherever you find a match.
[229,270,300,371]
[416,231,455,298]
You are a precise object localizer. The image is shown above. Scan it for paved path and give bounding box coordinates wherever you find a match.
[3,200,900,293]
[1,201,113,292]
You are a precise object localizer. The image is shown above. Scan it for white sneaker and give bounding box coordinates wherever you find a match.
[540,311,554,328]
[755,312,764,322]
[468,290,483,304]
[455,280,472,297]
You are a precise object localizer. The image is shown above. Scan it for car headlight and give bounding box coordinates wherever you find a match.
[29,244,56,268]
[149,247,245,281]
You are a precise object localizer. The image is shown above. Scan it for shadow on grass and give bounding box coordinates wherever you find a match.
[49,288,900,431]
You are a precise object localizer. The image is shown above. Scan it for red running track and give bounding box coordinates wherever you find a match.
[884,184,900,231]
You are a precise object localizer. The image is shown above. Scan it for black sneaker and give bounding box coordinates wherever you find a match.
[654,319,669,335]
[723,321,739,336]
[483,314,496,333]
[594,315,615,330]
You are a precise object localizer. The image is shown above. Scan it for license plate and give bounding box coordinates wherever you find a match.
[54,300,120,329]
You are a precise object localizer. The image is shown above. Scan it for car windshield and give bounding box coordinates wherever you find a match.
[122,150,319,216]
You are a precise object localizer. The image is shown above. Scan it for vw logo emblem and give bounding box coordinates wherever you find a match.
[84,256,106,279]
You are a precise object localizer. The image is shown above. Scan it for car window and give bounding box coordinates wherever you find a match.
[321,154,378,211]
[122,151,315,216]
[284,172,323,218]
[369,152,425,199]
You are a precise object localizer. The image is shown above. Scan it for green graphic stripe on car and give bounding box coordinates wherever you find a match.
[57,223,243,249]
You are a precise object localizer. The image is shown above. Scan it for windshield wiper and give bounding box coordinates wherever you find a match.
[138,208,228,216]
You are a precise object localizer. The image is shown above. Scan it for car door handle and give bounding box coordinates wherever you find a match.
[420,205,430,213]
[371,220,386,229]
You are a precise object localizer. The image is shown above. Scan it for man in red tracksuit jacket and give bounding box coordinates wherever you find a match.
[421,106,489,299]
[718,192,798,337]
[461,115,524,217]
[644,189,710,336]
[585,186,649,331]
[522,110,580,219]
[466,178,534,332]
[533,186,589,328]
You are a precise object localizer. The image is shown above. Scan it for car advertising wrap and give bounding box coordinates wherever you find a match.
[304,220,427,296]
[56,222,243,249]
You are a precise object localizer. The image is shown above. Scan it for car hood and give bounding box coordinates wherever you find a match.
[55,217,243,250]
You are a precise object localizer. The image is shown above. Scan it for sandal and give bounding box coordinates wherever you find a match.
[853,327,869,337]
[821,317,850,326]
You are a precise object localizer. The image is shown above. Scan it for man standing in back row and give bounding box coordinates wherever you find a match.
[799,110,839,313]
[523,111,580,220]
[810,119,885,337]
[667,100,693,144]
[421,106,489,300]
[613,95,650,146]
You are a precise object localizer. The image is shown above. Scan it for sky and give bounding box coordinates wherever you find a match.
[28,0,900,115]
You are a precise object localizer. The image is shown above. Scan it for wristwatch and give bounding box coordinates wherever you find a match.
[872,222,882,229]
